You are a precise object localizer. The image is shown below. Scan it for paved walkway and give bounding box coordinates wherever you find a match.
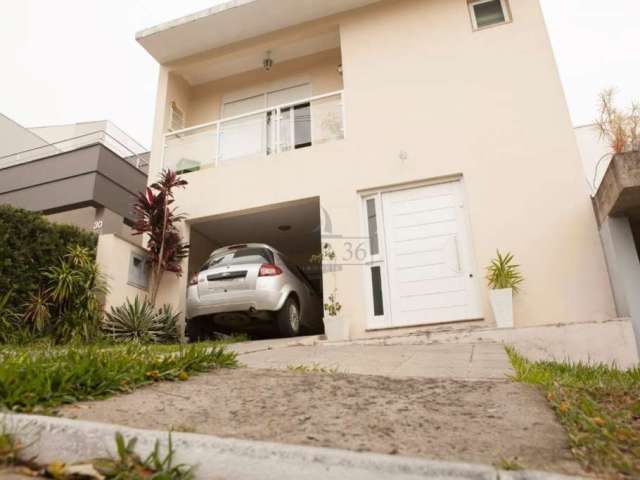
[229,340,512,380]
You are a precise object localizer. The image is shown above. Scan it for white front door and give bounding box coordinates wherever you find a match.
[364,180,481,328]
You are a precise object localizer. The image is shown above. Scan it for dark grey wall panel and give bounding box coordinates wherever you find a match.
[0,145,100,194]
[96,146,146,196]
[0,144,146,223]
[0,173,97,213]
[93,174,138,222]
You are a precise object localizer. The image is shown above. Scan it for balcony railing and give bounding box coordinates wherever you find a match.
[163,91,344,173]
[0,130,149,171]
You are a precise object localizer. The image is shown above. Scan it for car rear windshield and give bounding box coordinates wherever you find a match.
[201,247,274,270]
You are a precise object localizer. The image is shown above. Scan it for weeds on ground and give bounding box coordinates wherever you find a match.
[0,343,237,413]
[287,363,341,374]
[0,429,21,466]
[495,457,524,471]
[506,346,640,479]
[1,428,194,479]
[80,432,194,479]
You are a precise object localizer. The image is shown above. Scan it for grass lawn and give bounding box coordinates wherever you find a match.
[507,347,640,479]
[0,342,237,413]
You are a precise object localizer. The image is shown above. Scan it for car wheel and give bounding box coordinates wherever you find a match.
[185,317,207,342]
[277,297,301,337]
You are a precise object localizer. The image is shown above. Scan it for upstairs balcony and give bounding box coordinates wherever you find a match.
[163,90,344,173]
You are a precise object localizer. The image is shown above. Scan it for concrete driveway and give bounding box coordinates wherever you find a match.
[228,338,512,380]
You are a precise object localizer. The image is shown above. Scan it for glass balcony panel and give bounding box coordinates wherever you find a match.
[311,94,344,145]
[162,91,344,172]
[164,124,218,174]
[219,112,268,162]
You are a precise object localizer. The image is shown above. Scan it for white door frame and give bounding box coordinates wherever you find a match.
[360,177,482,330]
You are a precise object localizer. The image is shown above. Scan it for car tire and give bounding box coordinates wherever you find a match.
[277,297,301,337]
[185,317,207,343]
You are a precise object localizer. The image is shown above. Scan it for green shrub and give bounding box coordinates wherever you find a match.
[102,297,180,344]
[0,205,97,313]
[21,245,107,344]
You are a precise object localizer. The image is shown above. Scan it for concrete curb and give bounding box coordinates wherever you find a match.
[1,413,585,480]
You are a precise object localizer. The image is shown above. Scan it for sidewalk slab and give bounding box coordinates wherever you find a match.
[231,341,513,380]
[0,414,585,480]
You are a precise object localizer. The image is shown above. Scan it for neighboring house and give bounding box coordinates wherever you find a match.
[0,115,149,241]
[123,0,618,340]
[575,124,640,351]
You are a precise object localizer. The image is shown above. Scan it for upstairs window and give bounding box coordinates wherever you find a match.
[468,0,511,30]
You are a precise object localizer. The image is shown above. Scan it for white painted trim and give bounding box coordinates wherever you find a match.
[357,173,463,197]
[360,193,392,329]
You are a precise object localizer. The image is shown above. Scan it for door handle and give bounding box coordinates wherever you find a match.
[453,236,462,274]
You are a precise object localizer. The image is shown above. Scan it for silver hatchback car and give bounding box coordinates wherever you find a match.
[186,243,322,340]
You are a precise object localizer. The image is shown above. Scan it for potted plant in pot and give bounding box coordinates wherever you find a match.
[311,243,350,341]
[486,250,523,329]
[323,289,348,341]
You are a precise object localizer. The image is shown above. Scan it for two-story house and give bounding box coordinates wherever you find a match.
[128,0,618,340]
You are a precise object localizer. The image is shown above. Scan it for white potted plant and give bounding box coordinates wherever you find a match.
[311,243,349,341]
[323,290,348,341]
[486,251,523,329]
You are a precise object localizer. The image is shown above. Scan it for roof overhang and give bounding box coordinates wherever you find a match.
[136,0,381,64]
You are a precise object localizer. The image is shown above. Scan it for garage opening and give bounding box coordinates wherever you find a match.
[186,197,323,339]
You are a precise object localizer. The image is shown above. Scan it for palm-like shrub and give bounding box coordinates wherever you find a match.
[21,245,107,343]
[486,250,523,293]
[103,297,179,344]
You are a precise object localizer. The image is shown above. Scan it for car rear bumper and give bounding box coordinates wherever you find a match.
[187,286,286,319]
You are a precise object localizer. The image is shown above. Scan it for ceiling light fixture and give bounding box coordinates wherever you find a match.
[277,225,292,232]
[263,51,274,72]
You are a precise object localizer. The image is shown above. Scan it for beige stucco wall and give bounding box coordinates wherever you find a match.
[97,234,148,312]
[143,0,615,338]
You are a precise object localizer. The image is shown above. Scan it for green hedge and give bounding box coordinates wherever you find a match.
[0,204,97,312]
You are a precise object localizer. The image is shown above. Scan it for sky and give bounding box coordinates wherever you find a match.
[1,0,639,149]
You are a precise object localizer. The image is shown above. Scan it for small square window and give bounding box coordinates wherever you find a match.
[469,0,511,30]
[128,253,149,290]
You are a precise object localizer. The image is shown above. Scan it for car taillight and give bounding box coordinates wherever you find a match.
[189,273,199,286]
[259,264,283,277]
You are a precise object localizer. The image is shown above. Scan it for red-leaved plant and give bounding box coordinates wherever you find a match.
[133,170,189,304]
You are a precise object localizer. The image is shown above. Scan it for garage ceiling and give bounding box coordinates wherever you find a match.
[191,198,321,258]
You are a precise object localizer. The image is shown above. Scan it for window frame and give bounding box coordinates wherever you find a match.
[127,252,149,290]
[468,0,512,31]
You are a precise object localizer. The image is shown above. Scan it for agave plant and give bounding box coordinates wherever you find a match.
[103,297,179,344]
[486,250,523,293]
